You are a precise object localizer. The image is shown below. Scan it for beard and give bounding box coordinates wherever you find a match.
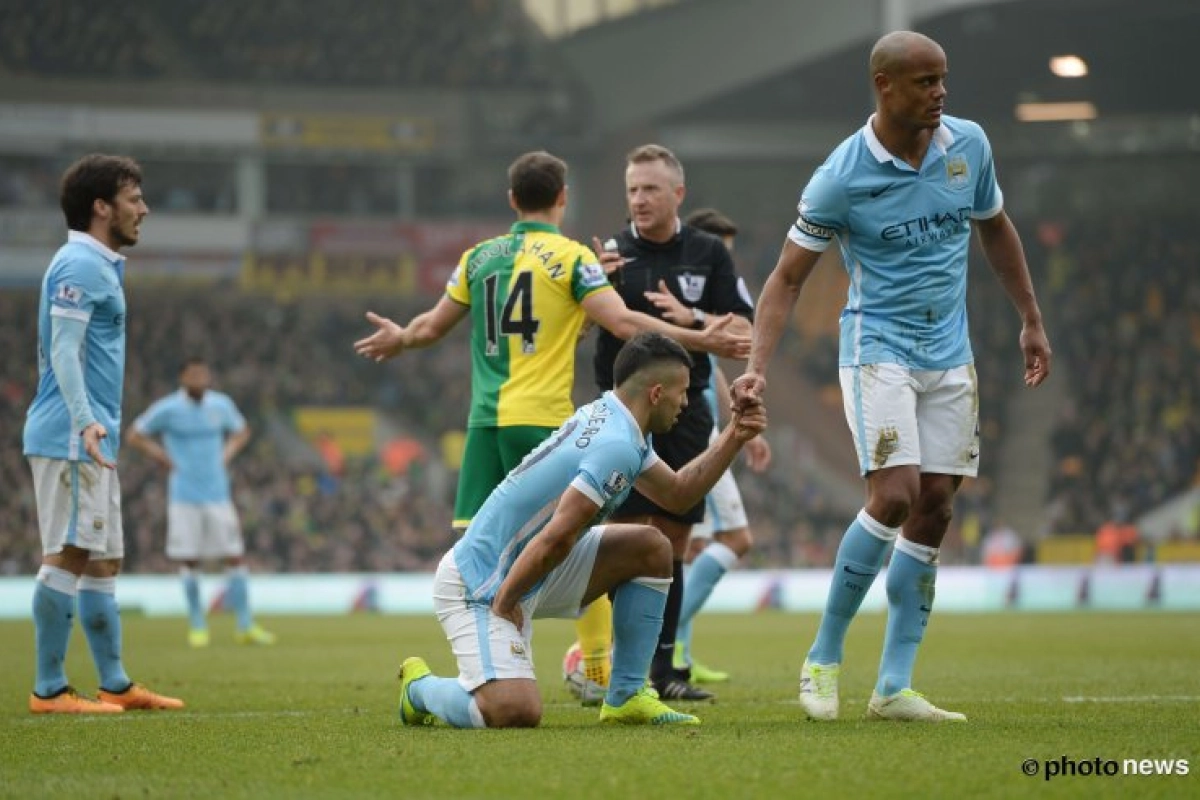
[110,219,138,248]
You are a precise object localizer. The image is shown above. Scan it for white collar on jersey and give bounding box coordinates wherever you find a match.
[862,113,955,164]
[629,217,682,240]
[603,390,647,448]
[67,230,125,264]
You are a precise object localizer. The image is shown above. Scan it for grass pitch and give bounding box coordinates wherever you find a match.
[0,610,1196,799]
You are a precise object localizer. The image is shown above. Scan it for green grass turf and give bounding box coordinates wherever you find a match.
[0,611,1196,799]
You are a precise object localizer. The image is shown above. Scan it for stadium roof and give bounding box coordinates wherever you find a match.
[673,0,1197,124]
[562,0,1198,132]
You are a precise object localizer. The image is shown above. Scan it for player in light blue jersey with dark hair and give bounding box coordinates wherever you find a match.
[397,332,767,728]
[22,153,184,714]
[126,357,274,648]
[734,31,1052,722]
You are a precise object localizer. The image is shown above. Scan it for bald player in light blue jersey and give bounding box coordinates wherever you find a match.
[126,357,274,648]
[734,31,1051,723]
[23,153,183,714]
[397,333,766,729]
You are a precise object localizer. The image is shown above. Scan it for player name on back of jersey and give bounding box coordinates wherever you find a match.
[574,400,612,449]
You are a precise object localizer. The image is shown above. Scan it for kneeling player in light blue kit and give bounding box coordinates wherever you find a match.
[397,333,767,728]
[734,31,1051,722]
[126,357,274,647]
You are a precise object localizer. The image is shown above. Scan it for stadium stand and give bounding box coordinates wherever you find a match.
[0,0,562,89]
[1042,216,1200,540]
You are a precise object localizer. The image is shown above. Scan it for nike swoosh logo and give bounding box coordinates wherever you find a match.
[869,183,896,198]
[843,566,874,577]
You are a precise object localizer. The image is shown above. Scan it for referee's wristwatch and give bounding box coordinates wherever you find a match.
[690,307,707,329]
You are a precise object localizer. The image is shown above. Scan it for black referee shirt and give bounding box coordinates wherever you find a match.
[593,221,755,393]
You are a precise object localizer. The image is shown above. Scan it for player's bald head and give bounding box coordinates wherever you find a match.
[870,30,943,77]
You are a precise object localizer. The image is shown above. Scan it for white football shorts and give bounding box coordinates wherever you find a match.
[167,501,245,560]
[29,457,124,559]
[690,428,748,539]
[840,363,980,476]
[433,527,604,691]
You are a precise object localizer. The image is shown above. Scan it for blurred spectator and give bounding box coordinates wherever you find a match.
[1095,513,1139,566]
[981,519,1022,568]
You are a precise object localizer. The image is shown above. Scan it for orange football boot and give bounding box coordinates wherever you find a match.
[98,683,185,710]
[29,686,124,714]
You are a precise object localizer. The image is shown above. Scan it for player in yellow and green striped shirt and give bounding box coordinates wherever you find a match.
[354,151,749,530]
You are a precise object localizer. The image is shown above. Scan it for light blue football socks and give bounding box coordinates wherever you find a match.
[676,542,739,665]
[877,537,939,696]
[809,510,898,665]
[408,675,486,729]
[226,566,253,631]
[607,576,672,706]
[32,566,77,697]
[181,567,206,631]
[78,576,131,693]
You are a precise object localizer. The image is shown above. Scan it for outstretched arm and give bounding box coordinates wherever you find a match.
[642,279,753,338]
[634,399,767,513]
[581,290,750,360]
[712,364,772,471]
[354,295,469,362]
[730,240,821,408]
[975,211,1052,387]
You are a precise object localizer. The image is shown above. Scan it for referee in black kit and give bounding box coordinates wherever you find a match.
[592,144,755,701]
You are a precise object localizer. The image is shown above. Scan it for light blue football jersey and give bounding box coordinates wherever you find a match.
[789,115,1003,369]
[702,354,719,423]
[24,232,127,462]
[454,391,659,604]
[133,389,247,504]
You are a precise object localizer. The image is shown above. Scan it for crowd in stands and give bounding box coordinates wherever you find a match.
[0,288,463,576]
[0,0,171,80]
[0,0,563,90]
[3,209,1195,575]
[0,280,848,576]
[1042,216,1200,539]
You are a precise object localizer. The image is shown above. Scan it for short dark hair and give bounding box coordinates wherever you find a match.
[613,332,693,387]
[685,208,738,238]
[180,356,207,374]
[508,151,566,212]
[60,153,143,232]
[625,144,684,184]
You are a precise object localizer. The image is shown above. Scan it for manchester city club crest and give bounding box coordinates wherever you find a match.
[946,155,969,187]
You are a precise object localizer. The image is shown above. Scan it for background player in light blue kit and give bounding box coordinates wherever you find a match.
[733,31,1052,722]
[642,207,772,684]
[397,333,767,728]
[126,357,275,647]
[23,153,184,713]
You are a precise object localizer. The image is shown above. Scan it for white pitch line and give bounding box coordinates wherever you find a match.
[777,696,1200,706]
[1062,695,1200,703]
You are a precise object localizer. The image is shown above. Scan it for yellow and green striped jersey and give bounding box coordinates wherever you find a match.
[445,220,613,428]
